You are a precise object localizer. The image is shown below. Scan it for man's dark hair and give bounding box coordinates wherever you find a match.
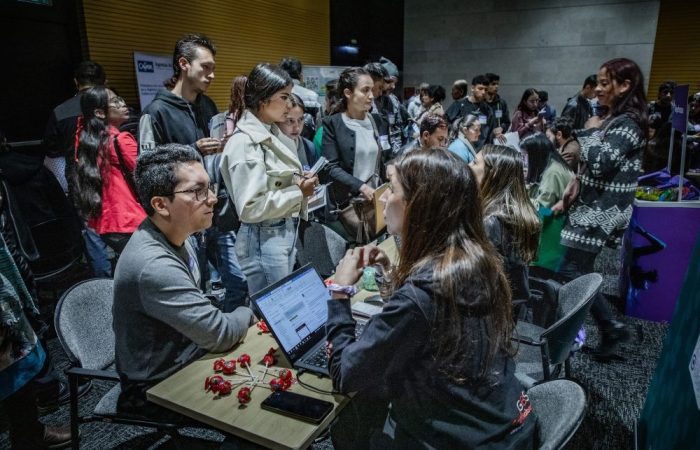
[279,57,303,80]
[484,73,500,83]
[538,90,549,102]
[363,62,389,82]
[135,144,202,216]
[658,80,676,94]
[471,75,489,86]
[583,74,597,89]
[419,114,448,136]
[550,117,573,139]
[422,84,446,103]
[165,33,217,89]
[74,61,106,87]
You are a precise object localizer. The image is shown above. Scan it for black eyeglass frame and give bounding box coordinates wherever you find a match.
[166,182,218,202]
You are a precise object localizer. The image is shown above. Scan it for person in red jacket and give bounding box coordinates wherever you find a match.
[73,86,146,254]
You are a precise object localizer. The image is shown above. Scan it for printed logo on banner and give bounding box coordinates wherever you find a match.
[137,60,155,73]
[671,84,689,132]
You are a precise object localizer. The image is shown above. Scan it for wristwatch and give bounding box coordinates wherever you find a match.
[327,283,358,298]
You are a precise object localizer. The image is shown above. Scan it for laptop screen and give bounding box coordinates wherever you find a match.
[253,265,329,361]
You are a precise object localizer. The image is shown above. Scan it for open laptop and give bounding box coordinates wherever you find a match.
[251,264,365,377]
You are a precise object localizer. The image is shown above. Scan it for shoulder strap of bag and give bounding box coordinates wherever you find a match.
[112,135,138,196]
[367,114,383,182]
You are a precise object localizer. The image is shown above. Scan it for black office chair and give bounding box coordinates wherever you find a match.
[513,273,603,387]
[30,215,90,302]
[54,278,217,449]
[296,219,349,278]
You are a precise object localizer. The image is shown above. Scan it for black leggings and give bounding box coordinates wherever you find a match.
[557,246,615,329]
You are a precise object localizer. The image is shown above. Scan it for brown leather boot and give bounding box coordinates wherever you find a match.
[41,424,72,449]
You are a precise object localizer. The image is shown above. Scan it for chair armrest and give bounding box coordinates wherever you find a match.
[512,320,544,346]
[66,366,120,382]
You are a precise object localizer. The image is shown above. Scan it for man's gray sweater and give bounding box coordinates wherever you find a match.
[113,218,254,407]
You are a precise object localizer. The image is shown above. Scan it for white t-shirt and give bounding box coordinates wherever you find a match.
[342,113,379,185]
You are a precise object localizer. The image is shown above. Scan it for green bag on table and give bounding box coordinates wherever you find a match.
[531,208,567,272]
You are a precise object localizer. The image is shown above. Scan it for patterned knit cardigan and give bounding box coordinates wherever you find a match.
[561,113,645,252]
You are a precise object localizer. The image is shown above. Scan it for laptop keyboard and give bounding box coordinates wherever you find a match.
[301,345,329,369]
[300,322,367,369]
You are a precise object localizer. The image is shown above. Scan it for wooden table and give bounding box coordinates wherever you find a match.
[147,236,397,450]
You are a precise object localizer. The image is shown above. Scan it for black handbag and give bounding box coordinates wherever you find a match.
[203,152,240,233]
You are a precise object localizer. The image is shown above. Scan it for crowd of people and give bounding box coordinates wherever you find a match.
[2,30,696,449]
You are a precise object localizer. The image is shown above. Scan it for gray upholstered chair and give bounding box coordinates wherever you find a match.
[295,220,349,278]
[513,273,603,387]
[528,379,587,450]
[54,278,212,449]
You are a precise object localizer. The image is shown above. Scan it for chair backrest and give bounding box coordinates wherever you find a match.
[296,221,348,278]
[540,273,602,366]
[29,216,84,277]
[54,278,115,370]
[527,379,586,450]
[557,272,603,315]
[528,276,563,328]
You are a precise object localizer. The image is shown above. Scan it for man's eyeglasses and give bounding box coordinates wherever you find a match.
[168,182,218,202]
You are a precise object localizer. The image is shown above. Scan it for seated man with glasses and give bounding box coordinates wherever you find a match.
[113,143,256,418]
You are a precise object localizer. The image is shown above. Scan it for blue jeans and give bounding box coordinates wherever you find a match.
[205,227,248,312]
[236,218,298,295]
[82,226,112,277]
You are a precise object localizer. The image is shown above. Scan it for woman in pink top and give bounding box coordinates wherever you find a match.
[509,88,546,141]
[73,86,146,254]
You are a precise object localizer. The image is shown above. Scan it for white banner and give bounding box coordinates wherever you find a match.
[133,52,172,110]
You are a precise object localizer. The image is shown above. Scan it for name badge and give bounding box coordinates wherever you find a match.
[379,135,391,151]
[479,114,487,124]
[495,110,503,119]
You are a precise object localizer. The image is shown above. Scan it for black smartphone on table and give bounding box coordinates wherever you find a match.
[261,391,334,424]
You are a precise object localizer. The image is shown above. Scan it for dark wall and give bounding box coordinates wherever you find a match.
[0,0,84,143]
[330,0,404,95]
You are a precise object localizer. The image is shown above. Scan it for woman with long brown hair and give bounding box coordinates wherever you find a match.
[470,144,541,304]
[327,149,536,448]
[509,88,545,140]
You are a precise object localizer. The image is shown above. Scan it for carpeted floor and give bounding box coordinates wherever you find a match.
[0,248,669,449]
